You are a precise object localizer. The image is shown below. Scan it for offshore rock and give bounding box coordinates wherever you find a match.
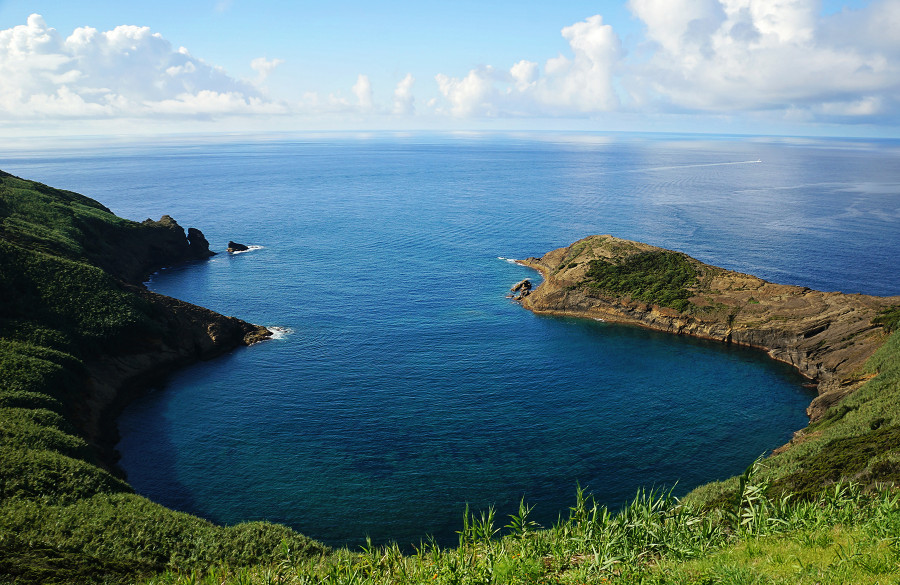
[511,279,532,293]
[518,235,900,423]
[227,241,250,253]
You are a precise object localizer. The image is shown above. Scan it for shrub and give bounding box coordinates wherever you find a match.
[581,250,697,311]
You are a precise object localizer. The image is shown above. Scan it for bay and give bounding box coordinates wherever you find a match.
[3,132,898,548]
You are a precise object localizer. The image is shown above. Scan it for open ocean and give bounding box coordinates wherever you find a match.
[3,132,899,548]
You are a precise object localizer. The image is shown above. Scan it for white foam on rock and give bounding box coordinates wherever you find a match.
[267,326,294,340]
[230,245,264,255]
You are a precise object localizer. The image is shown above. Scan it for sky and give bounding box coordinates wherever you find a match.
[0,0,898,137]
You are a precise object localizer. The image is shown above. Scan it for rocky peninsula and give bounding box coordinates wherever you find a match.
[517,235,900,422]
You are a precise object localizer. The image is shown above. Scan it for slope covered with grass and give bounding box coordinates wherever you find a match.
[0,171,324,584]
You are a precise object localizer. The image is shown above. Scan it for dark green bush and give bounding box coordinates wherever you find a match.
[873,305,900,333]
[582,250,697,311]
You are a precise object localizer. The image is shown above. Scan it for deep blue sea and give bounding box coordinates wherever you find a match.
[3,132,899,549]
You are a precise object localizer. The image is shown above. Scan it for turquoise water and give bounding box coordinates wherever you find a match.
[4,133,898,548]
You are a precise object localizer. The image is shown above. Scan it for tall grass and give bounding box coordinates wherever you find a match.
[143,472,900,585]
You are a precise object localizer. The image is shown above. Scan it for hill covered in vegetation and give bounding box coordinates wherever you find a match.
[1,176,898,584]
[0,171,323,583]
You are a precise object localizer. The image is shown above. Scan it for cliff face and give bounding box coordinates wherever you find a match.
[79,289,270,470]
[518,235,899,421]
[93,214,216,284]
[0,170,270,472]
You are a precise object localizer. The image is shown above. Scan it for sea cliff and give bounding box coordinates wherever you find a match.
[0,170,324,583]
[0,170,270,470]
[517,235,900,422]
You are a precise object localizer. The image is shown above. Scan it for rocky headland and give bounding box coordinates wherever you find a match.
[82,286,271,472]
[0,170,328,582]
[517,235,899,423]
[81,220,271,471]
[0,170,270,472]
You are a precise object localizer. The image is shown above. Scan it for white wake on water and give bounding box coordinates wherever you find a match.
[604,159,762,175]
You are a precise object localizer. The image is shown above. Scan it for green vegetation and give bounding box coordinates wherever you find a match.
[873,305,900,334]
[138,476,900,585]
[2,170,899,584]
[0,172,325,584]
[581,251,698,311]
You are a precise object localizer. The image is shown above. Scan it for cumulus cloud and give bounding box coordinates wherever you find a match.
[251,56,284,85]
[5,4,900,130]
[429,1,900,126]
[392,73,415,115]
[435,66,505,117]
[0,14,283,120]
[352,74,374,111]
[625,0,900,121]
[434,15,623,117]
[541,15,622,111]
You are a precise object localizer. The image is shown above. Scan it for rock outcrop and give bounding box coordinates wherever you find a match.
[227,241,250,253]
[510,279,532,300]
[517,235,899,422]
[78,214,216,284]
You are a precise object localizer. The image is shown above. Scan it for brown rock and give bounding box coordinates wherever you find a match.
[511,279,532,293]
[516,235,899,423]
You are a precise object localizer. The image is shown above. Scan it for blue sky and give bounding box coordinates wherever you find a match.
[0,0,897,137]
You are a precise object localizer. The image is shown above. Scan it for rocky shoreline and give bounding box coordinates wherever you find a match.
[516,235,899,423]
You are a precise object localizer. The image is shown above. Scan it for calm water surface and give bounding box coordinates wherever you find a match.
[3,132,898,548]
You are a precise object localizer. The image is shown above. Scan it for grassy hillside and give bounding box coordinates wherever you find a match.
[0,172,324,584]
[1,171,898,584]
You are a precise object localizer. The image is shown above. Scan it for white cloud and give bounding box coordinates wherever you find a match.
[250,56,284,84]
[510,60,538,91]
[4,5,900,131]
[392,73,415,115]
[816,96,884,117]
[626,0,900,122]
[435,66,503,117]
[541,15,622,111]
[352,74,374,111]
[0,14,280,120]
[434,15,623,117]
[427,1,899,126]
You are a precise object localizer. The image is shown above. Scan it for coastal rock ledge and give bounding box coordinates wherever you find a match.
[517,235,900,422]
